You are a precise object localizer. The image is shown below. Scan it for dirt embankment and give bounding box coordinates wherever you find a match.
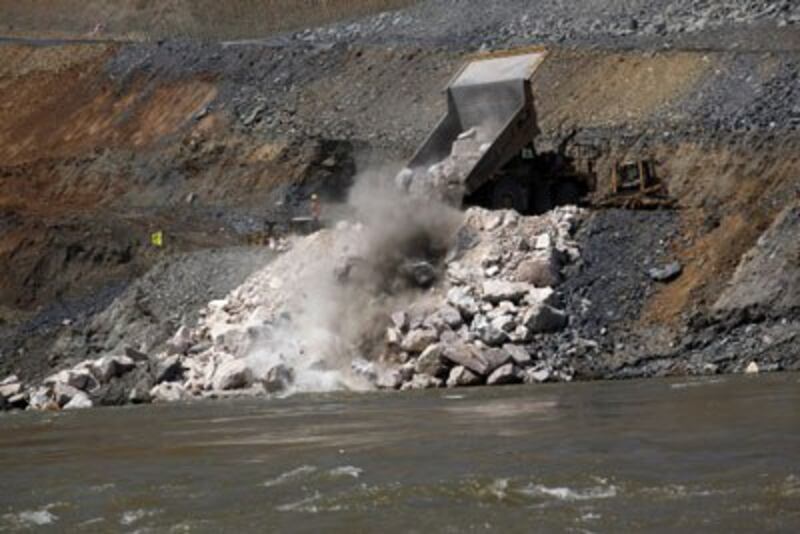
[0,0,415,40]
[0,1,799,395]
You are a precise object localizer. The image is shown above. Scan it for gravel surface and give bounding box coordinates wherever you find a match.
[2,247,274,382]
[264,0,800,50]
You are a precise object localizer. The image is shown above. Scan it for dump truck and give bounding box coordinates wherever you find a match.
[398,50,594,214]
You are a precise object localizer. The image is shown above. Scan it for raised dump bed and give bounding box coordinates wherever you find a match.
[403,51,546,203]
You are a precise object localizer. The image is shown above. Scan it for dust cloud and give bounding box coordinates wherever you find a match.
[244,166,462,392]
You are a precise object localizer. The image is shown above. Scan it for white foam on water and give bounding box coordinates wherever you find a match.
[329,466,363,479]
[519,483,618,501]
[120,509,161,526]
[670,378,725,389]
[780,474,800,497]
[8,509,58,527]
[487,478,509,500]
[77,517,105,528]
[580,511,602,521]
[276,492,323,513]
[640,484,732,499]
[262,465,318,487]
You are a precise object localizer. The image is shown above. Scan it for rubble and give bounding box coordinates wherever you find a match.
[212,359,254,391]
[487,363,521,386]
[150,383,190,403]
[63,392,93,410]
[91,355,136,383]
[2,200,586,411]
[446,366,481,387]
[370,205,584,391]
[648,261,683,282]
[263,364,295,393]
[154,355,185,384]
[415,344,448,378]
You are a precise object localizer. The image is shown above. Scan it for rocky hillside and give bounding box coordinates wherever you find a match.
[0,1,798,410]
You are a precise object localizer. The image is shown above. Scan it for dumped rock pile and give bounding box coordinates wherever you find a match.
[397,127,490,204]
[1,196,586,410]
[363,205,584,390]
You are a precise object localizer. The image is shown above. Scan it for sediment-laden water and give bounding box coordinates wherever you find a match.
[1,373,798,532]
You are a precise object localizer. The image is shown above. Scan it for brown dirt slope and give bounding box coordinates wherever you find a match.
[0,0,415,40]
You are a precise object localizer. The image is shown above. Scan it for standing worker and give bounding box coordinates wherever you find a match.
[310,193,322,230]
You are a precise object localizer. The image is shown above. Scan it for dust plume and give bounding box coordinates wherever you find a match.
[244,165,463,391]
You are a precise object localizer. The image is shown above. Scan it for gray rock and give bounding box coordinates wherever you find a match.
[415,344,449,378]
[648,262,683,282]
[401,328,439,354]
[481,280,534,304]
[1,374,19,386]
[447,287,479,320]
[522,303,568,333]
[523,367,551,384]
[446,365,482,387]
[150,382,189,403]
[491,314,517,333]
[167,325,193,355]
[0,382,22,399]
[516,256,561,287]
[442,343,490,376]
[129,378,154,404]
[63,391,93,410]
[7,393,28,410]
[522,286,556,306]
[483,348,512,374]
[376,368,404,390]
[399,362,416,382]
[91,355,136,383]
[69,370,97,391]
[402,260,437,288]
[400,373,442,390]
[437,305,464,329]
[439,328,462,345]
[386,327,402,346]
[391,311,409,331]
[487,301,518,319]
[509,325,532,344]
[45,369,96,391]
[504,344,532,366]
[472,315,509,346]
[28,387,53,410]
[263,364,294,393]
[212,359,254,391]
[534,233,552,250]
[155,355,185,384]
[124,346,150,363]
[54,382,81,408]
[487,363,521,385]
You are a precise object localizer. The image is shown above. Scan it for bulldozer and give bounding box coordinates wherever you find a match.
[599,158,673,209]
[401,50,595,214]
[611,159,657,193]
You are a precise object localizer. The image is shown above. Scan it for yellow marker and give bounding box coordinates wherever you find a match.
[151,231,164,247]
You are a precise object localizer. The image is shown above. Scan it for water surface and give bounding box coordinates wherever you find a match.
[1,374,799,532]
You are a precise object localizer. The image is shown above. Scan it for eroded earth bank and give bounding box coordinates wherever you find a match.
[1,0,799,411]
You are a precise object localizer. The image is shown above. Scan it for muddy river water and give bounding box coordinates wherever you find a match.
[1,373,798,532]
